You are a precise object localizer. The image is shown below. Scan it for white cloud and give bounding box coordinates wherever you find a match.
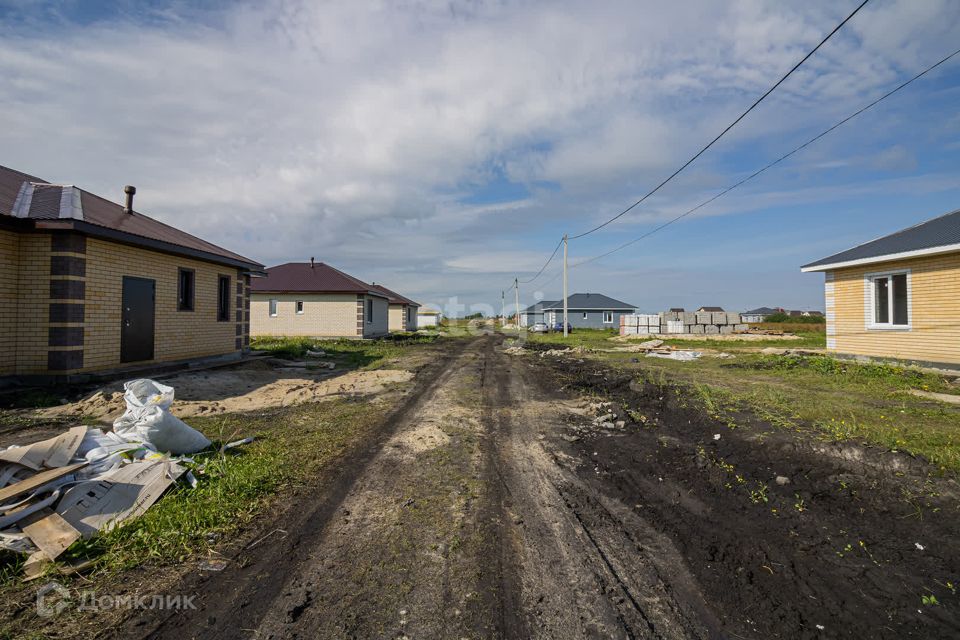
[0,0,958,310]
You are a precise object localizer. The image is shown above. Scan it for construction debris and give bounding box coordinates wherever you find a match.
[0,379,236,576]
[646,350,702,361]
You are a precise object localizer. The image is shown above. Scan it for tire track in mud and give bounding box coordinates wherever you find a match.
[127,337,477,640]
[490,338,719,639]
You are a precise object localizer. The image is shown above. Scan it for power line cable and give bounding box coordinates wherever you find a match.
[519,236,564,284]
[568,0,871,240]
[569,46,960,269]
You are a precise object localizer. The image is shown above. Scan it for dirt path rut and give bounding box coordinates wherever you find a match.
[130,334,722,639]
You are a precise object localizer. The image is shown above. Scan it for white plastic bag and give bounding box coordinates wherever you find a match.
[112,379,211,455]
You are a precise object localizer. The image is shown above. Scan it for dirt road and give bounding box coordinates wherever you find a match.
[122,334,960,639]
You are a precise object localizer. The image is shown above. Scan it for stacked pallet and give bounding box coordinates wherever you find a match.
[620,311,748,336]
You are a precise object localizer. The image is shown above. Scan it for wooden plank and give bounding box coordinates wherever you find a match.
[0,462,86,505]
[21,508,81,560]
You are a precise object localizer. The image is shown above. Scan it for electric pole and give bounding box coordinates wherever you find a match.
[501,290,505,325]
[514,278,520,327]
[562,234,568,337]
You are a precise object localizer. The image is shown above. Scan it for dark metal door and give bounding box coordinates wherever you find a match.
[121,276,155,363]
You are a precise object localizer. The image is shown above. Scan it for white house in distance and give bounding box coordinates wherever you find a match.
[417,307,442,327]
[250,261,389,338]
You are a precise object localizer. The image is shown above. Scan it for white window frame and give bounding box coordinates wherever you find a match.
[582,312,588,320]
[295,300,304,315]
[602,311,613,324]
[269,299,278,317]
[865,269,911,331]
[366,298,374,324]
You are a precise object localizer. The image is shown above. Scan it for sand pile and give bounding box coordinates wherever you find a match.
[38,362,414,421]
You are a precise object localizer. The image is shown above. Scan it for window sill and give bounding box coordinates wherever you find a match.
[866,324,911,331]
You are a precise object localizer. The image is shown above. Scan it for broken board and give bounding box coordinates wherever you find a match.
[57,458,185,537]
[0,426,87,471]
[0,462,87,505]
[21,508,81,560]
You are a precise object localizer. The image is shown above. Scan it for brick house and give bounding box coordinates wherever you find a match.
[802,207,960,367]
[250,261,390,338]
[369,283,420,332]
[0,165,264,381]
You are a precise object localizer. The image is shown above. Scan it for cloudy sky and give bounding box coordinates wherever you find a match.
[2,0,959,315]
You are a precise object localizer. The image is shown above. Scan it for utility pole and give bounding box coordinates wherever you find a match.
[562,234,569,337]
[501,290,505,325]
[514,278,520,327]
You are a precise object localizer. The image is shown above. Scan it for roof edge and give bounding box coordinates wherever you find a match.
[801,242,960,272]
[32,219,264,271]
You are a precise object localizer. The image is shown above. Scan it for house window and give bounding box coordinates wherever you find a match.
[217,275,230,321]
[603,311,613,323]
[582,312,588,320]
[295,300,304,315]
[868,271,910,329]
[366,299,373,323]
[405,307,411,323]
[177,268,194,311]
[269,299,278,317]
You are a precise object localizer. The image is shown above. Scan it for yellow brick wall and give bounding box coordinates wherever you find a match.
[0,230,20,374]
[82,238,241,371]
[250,293,359,337]
[15,235,51,374]
[828,252,960,365]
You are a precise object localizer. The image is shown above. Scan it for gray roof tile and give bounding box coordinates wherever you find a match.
[802,208,960,270]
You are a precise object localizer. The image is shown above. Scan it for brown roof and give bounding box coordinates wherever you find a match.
[0,165,262,270]
[369,283,420,307]
[251,262,388,297]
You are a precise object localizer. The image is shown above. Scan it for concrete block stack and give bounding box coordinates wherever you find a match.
[619,311,746,336]
[619,314,660,335]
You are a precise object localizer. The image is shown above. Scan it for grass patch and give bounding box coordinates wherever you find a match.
[0,398,392,590]
[251,334,438,369]
[532,327,960,473]
[522,328,621,350]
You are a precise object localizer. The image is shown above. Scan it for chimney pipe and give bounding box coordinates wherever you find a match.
[123,185,136,214]
[310,257,315,268]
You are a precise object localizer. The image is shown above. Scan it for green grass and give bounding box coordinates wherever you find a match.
[251,334,438,369]
[522,328,960,473]
[0,398,392,592]
[522,328,621,349]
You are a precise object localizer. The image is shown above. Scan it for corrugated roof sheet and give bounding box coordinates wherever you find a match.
[802,208,960,270]
[0,165,262,269]
[251,262,387,297]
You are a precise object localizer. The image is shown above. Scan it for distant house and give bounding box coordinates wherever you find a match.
[250,261,389,338]
[522,294,636,329]
[697,306,724,313]
[519,300,559,327]
[741,307,783,323]
[802,207,960,367]
[370,283,420,332]
[417,308,442,328]
[0,165,263,380]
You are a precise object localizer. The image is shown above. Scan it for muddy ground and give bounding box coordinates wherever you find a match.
[56,334,960,637]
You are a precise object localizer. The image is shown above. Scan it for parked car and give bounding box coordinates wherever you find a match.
[551,322,572,333]
[529,322,549,333]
